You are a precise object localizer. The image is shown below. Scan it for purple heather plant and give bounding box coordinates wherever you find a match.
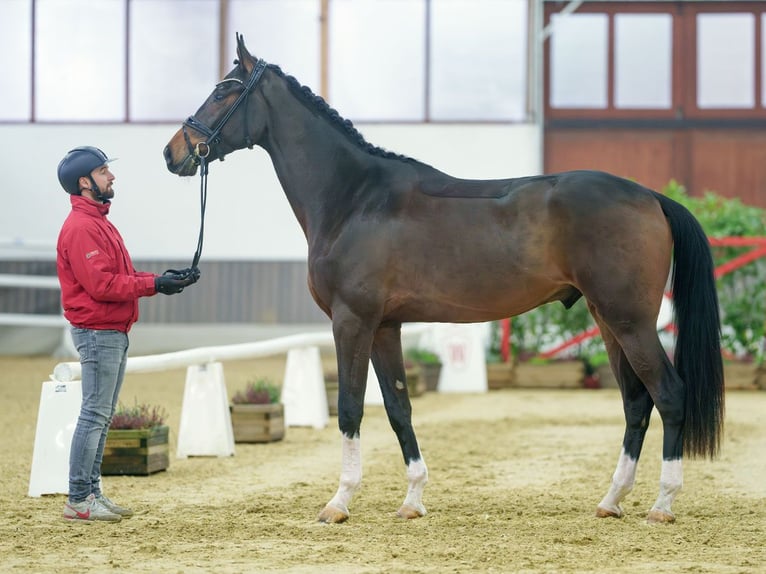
[110,400,168,430]
[231,378,281,405]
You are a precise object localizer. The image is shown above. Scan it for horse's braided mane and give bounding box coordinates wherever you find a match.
[269,64,422,166]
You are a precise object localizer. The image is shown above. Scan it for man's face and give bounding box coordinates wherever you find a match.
[83,164,115,200]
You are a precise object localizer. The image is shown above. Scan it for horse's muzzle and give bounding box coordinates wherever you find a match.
[163,144,198,177]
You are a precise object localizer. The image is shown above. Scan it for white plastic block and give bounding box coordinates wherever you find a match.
[28,380,82,497]
[428,323,488,393]
[176,362,235,458]
[281,346,328,429]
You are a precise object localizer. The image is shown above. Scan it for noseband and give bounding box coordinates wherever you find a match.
[182,58,268,164]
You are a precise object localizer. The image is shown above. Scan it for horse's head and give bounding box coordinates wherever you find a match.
[164,34,267,176]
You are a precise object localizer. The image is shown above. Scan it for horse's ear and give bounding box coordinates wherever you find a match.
[235,33,253,71]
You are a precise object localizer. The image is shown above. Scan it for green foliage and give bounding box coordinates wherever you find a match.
[110,400,168,430]
[232,377,281,405]
[405,348,441,365]
[509,298,604,361]
[664,181,766,358]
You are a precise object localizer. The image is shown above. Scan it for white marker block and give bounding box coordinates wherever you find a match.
[430,323,488,393]
[176,362,235,458]
[28,380,82,497]
[281,346,329,429]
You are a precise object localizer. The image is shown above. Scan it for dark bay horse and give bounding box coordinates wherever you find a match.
[164,35,724,524]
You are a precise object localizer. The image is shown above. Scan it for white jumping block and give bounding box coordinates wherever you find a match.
[365,360,384,405]
[28,380,82,497]
[281,346,329,429]
[176,362,235,458]
[426,323,488,393]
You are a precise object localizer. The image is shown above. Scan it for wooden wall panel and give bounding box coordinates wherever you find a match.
[688,130,766,207]
[544,129,681,193]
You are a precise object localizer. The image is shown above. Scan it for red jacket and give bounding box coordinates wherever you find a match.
[57,195,157,332]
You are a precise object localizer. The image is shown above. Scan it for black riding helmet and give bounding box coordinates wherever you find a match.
[57,146,116,195]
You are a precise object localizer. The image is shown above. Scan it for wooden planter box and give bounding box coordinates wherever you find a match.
[230,403,285,443]
[418,362,442,392]
[723,361,763,391]
[514,360,584,389]
[102,425,169,476]
[326,380,339,416]
[406,366,426,397]
[486,361,516,390]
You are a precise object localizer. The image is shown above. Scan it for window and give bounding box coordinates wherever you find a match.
[614,14,672,109]
[35,0,125,121]
[430,0,527,121]
[550,13,609,109]
[0,0,31,121]
[329,0,427,121]
[697,13,754,109]
[129,0,219,121]
[1,0,528,124]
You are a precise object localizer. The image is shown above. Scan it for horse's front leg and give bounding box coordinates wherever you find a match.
[317,311,375,524]
[371,323,428,519]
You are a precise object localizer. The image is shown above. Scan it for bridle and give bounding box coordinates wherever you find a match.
[181,57,268,268]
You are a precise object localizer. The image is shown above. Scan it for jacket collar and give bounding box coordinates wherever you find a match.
[70,194,111,217]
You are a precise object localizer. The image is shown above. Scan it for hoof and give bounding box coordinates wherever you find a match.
[595,505,623,519]
[317,505,349,524]
[646,509,675,524]
[396,504,426,520]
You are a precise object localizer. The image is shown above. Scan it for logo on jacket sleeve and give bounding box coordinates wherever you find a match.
[85,249,100,259]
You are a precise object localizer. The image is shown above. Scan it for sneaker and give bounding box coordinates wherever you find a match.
[96,494,134,518]
[64,493,121,522]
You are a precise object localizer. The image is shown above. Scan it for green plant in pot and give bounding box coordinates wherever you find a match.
[405,347,442,392]
[104,400,170,475]
[230,377,284,443]
[231,378,281,405]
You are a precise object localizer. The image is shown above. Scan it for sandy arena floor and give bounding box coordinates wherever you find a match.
[0,355,764,573]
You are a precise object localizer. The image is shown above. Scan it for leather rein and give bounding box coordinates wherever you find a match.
[181,58,268,268]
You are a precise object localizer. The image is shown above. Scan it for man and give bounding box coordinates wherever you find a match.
[56,146,199,522]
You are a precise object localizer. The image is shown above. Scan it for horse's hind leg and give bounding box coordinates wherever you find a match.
[370,323,428,519]
[597,315,685,523]
[594,316,655,518]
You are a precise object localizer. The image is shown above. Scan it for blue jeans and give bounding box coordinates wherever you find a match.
[68,328,129,502]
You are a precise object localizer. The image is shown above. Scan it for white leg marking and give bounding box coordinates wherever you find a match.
[651,458,683,516]
[597,449,638,516]
[401,458,428,516]
[326,434,362,515]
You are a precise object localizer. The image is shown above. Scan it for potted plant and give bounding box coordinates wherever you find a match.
[405,347,443,392]
[509,302,589,389]
[103,401,170,476]
[230,378,285,443]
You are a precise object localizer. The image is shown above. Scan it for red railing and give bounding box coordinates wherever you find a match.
[499,237,766,362]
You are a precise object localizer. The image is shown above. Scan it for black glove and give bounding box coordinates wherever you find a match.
[155,267,200,295]
[161,267,201,284]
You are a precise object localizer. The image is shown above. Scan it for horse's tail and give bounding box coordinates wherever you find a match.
[654,191,724,459]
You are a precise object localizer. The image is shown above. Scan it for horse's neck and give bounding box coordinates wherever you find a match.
[257,78,371,239]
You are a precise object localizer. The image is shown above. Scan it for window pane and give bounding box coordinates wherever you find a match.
[35,0,125,121]
[550,13,608,109]
[697,13,754,109]
[329,0,426,121]
[0,0,31,121]
[430,0,527,121]
[227,0,321,93]
[615,14,672,109]
[129,0,219,121]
